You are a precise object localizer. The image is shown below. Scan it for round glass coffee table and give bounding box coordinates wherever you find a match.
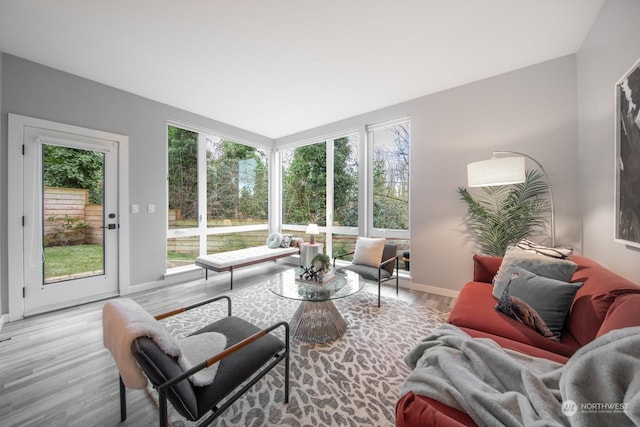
[266,268,364,344]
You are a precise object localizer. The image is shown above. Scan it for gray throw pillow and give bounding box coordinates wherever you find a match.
[492,246,577,298]
[505,267,583,339]
[495,279,558,341]
[266,232,282,248]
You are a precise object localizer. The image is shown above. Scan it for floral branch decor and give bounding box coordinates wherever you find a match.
[457,169,551,257]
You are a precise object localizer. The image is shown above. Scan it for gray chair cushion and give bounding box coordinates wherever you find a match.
[344,264,392,281]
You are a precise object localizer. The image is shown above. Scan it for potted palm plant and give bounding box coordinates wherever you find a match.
[457,170,550,257]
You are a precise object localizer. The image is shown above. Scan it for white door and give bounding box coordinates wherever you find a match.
[21,125,119,315]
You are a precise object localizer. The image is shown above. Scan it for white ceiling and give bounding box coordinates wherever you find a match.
[0,0,604,139]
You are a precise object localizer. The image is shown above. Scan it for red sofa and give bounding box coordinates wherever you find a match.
[396,255,640,427]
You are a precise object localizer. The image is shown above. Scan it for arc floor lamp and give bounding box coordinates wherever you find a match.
[466,151,555,247]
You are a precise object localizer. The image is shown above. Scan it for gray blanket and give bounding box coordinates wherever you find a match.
[401,324,640,427]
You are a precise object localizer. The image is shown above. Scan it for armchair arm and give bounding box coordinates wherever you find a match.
[379,255,398,269]
[158,321,290,390]
[154,296,231,320]
[333,251,355,267]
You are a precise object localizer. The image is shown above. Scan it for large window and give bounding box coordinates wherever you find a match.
[167,124,269,270]
[365,119,410,267]
[281,135,359,256]
[368,119,410,234]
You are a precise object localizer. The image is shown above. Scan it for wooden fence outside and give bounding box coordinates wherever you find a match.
[45,190,410,264]
[44,187,103,246]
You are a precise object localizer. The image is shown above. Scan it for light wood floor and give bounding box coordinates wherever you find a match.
[0,262,455,427]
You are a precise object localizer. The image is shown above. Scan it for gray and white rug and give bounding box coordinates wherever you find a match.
[151,283,448,427]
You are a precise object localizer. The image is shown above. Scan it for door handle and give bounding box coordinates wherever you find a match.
[101,224,118,230]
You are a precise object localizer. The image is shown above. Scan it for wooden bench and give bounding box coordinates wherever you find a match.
[195,245,300,288]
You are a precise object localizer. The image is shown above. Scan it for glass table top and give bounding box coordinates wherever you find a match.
[266,267,364,302]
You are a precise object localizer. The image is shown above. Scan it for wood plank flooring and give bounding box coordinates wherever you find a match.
[0,262,455,427]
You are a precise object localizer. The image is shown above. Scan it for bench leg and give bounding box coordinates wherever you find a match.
[230,267,234,290]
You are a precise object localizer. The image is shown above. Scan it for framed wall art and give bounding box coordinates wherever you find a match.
[615,58,640,248]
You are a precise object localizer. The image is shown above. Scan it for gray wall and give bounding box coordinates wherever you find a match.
[577,0,640,283]
[0,54,272,314]
[277,55,581,292]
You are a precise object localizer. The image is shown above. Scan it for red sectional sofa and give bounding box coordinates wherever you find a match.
[396,255,640,427]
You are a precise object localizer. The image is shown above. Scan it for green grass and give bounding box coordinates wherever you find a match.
[44,244,104,279]
[167,251,196,261]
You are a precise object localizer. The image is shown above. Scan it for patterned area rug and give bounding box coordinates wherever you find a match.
[149,283,448,427]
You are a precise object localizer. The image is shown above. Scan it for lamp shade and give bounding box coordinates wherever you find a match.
[467,157,526,187]
[305,223,319,235]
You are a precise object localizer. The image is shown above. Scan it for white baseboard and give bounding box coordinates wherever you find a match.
[0,314,8,332]
[401,281,460,299]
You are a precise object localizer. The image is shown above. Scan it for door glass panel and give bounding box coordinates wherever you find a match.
[42,145,105,284]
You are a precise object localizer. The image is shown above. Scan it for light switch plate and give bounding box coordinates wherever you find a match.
[131,204,139,214]
[147,204,155,214]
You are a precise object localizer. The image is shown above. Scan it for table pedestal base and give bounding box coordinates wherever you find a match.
[289,300,347,344]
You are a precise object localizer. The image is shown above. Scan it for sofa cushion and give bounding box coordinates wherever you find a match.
[448,281,580,357]
[472,255,502,283]
[492,246,577,298]
[458,327,570,364]
[567,256,640,345]
[596,293,640,339]
[396,391,476,427]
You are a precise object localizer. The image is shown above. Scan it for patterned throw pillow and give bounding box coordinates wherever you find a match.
[280,234,293,248]
[495,275,558,341]
[515,239,573,259]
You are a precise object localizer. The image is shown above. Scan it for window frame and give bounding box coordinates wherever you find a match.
[278,130,360,257]
[166,120,271,272]
[366,117,411,239]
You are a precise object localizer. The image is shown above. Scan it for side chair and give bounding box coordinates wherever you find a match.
[334,241,399,307]
[104,296,289,427]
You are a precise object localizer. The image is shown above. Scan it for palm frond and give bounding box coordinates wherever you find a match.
[457,169,550,256]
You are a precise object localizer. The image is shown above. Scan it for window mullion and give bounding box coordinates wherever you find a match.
[197,133,208,256]
[326,140,334,257]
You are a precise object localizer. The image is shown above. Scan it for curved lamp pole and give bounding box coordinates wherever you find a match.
[491,151,555,248]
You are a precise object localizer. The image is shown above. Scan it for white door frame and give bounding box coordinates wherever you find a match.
[7,114,130,321]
